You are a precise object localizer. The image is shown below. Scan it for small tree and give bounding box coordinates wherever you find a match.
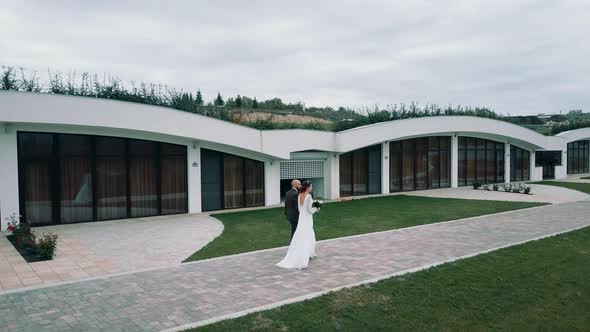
[235,94,242,108]
[1,66,18,90]
[215,92,224,106]
[252,97,258,109]
[195,90,203,106]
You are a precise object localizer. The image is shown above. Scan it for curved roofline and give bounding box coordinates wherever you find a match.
[556,127,590,143]
[0,92,572,157]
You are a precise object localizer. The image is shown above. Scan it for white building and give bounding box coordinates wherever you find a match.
[1,92,589,229]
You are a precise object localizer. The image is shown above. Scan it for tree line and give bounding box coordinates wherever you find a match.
[1,65,586,134]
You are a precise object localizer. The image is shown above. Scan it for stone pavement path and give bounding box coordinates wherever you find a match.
[1,201,589,332]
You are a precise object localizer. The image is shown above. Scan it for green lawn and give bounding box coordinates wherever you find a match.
[531,181,590,194]
[191,226,590,331]
[184,195,543,262]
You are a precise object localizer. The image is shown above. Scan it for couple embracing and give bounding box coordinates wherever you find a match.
[276,180,320,270]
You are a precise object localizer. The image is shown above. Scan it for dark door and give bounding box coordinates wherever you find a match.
[200,149,223,211]
[542,163,555,180]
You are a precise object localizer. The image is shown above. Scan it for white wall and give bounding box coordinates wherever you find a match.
[529,151,541,181]
[327,153,340,199]
[504,143,511,183]
[381,142,390,194]
[0,126,19,230]
[187,144,201,214]
[264,160,281,206]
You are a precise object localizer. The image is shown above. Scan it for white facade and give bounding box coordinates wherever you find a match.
[1,92,589,229]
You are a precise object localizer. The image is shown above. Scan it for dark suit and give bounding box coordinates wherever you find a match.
[284,188,300,240]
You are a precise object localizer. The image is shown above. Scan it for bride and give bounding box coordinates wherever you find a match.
[277,180,319,269]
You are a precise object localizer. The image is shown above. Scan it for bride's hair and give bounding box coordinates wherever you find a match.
[298,180,312,193]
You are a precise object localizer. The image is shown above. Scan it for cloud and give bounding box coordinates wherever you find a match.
[1,0,589,114]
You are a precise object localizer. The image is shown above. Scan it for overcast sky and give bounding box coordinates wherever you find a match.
[1,0,589,115]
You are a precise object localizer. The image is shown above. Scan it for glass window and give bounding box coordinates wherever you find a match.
[18,133,54,226]
[96,137,127,220]
[415,138,427,190]
[245,159,264,207]
[458,147,466,187]
[129,141,158,217]
[352,149,368,195]
[223,154,245,209]
[402,140,415,191]
[59,135,93,223]
[18,133,189,224]
[161,157,187,214]
[458,137,504,186]
[339,153,352,197]
[389,141,402,192]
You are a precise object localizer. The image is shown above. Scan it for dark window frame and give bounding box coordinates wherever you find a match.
[17,131,188,227]
[390,136,451,193]
[200,148,266,212]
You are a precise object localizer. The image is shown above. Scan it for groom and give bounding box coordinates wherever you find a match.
[284,179,301,240]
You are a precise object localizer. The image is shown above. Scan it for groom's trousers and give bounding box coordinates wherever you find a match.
[288,219,298,240]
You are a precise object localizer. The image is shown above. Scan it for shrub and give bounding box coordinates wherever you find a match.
[492,184,499,191]
[473,182,481,189]
[524,186,531,194]
[3,213,59,261]
[503,184,512,192]
[36,233,59,260]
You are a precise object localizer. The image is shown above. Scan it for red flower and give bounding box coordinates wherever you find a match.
[6,225,14,232]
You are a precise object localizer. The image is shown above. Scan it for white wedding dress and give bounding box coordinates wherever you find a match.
[276,194,317,269]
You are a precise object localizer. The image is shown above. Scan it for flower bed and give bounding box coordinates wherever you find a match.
[4,213,58,263]
[472,182,532,195]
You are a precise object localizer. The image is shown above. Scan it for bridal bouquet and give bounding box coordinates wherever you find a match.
[312,199,323,209]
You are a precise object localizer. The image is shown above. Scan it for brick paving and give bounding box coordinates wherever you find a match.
[0,214,222,291]
[0,201,589,331]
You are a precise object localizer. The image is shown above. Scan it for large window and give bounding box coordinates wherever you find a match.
[200,149,265,211]
[567,140,589,174]
[339,145,381,197]
[510,145,530,182]
[390,137,451,192]
[17,132,188,226]
[458,137,504,186]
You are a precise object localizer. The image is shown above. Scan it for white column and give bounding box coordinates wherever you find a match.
[451,135,459,188]
[504,143,511,183]
[529,150,540,181]
[264,160,281,206]
[187,143,201,214]
[327,153,340,200]
[381,142,389,194]
[554,149,568,179]
[0,126,20,230]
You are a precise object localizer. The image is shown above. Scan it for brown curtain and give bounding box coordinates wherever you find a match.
[486,141,496,183]
[223,154,244,208]
[428,137,440,189]
[415,138,427,190]
[245,159,264,207]
[339,153,352,196]
[24,162,52,226]
[352,149,367,195]
[161,156,187,214]
[389,141,401,192]
[60,157,93,223]
[402,140,414,191]
[96,157,127,220]
[130,158,158,217]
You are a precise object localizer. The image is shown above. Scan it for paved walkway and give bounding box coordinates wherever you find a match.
[0,201,589,331]
[406,183,590,204]
[548,173,590,183]
[0,214,222,291]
